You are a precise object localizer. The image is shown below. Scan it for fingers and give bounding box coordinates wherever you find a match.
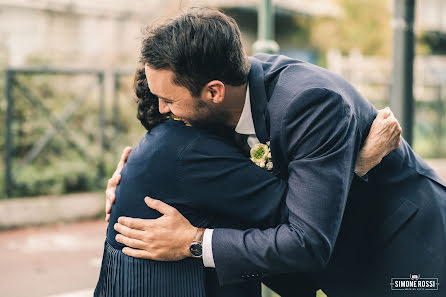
[110,171,121,187]
[117,147,132,172]
[105,197,112,217]
[393,122,402,149]
[376,106,391,120]
[109,173,120,185]
[122,146,132,161]
[114,222,147,238]
[385,112,402,137]
[115,234,147,250]
[109,189,116,205]
[106,175,119,199]
[396,119,402,134]
[122,247,152,259]
[144,197,176,216]
[117,216,150,230]
[104,147,130,221]
[105,183,116,215]
[384,113,402,151]
[110,147,131,188]
[378,108,401,135]
[105,173,120,219]
[109,174,121,185]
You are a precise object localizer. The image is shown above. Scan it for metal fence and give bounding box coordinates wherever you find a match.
[351,80,445,158]
[3,63,445,198]
[327,50,446,158]
[2,67,137,198]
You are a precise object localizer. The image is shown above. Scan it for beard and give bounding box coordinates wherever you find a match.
[184,98,231,129]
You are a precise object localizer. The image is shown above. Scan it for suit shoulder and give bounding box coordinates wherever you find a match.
[279,64,350,96]
[252,54,356,98]
[265,61,355,116]
[177,131,242,161]
[285,88,352,122]
[131,119,205,158]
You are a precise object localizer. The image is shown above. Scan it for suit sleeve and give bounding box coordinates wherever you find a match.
[211,88,361,285]
[177,134,288,230]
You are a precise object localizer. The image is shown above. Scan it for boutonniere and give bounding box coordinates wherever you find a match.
[250,141,273,171]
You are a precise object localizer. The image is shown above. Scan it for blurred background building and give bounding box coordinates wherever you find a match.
[0,0,444,66]
[0,0,341,67]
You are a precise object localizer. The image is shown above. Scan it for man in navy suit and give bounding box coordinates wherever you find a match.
[109,8,446,297]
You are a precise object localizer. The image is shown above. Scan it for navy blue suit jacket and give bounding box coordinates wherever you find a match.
[212,54,446,297]
[98,118,288,297]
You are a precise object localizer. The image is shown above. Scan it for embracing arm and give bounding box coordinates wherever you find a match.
[112,132,289,261]
[212,89,360,284]
[110,101,401,274]
[354,107,401,176]
[105,146,132,222]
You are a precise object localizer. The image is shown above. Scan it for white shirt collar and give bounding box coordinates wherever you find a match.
[235,84,256,135]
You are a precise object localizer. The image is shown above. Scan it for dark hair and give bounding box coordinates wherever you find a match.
[140,8,250,97]
[133,66,167,131]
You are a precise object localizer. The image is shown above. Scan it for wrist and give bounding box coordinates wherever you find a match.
[355,146,380,176]
[188,227,205,258]
[183,226,197,258]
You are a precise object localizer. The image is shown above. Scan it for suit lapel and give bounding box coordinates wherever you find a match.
[248,56,283,177]
[248,56,269,143]
[233,132,251,157]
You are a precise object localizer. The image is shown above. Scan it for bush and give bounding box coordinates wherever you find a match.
[0,71,144,198]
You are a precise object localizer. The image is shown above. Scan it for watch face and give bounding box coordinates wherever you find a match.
[190,243,202,257]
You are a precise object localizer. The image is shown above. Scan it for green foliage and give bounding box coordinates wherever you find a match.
[0,45,7,198]
[12,156,98,197]
[366,97,446,159]
[310,0,392,56]
[413,100,446,158]
[418,31,446,55]
[0,71,145,198]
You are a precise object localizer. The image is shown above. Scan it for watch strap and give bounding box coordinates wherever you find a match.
[193,227,205,244]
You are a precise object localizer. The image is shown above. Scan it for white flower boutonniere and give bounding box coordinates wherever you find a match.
[250,141,273,171]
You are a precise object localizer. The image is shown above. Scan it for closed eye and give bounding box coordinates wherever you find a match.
[161,98,174,104]
[152,92,174,104]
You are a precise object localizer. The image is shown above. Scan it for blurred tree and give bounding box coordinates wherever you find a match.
[310,0,392,56]
[419,31,446,55]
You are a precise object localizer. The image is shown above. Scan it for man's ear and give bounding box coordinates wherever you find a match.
[203,80,225,104]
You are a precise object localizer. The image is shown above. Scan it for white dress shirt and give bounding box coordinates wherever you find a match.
[202,84,260,268]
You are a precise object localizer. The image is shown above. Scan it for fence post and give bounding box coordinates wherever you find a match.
[4,70,13,197]
[5,70,14,197]
[98,72,106,180]
[112,72,120,155]
[437,85,444,156]
[390,0,416,146]
[253,0,279,54]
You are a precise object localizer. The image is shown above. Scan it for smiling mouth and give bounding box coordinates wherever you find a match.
[169,113,191,126]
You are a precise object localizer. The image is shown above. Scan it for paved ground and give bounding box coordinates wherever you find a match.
[0,219,283,297]
[0,219,284,297]
[0,220,107,297]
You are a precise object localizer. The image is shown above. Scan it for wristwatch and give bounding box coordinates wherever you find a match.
[189,228,205,258]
